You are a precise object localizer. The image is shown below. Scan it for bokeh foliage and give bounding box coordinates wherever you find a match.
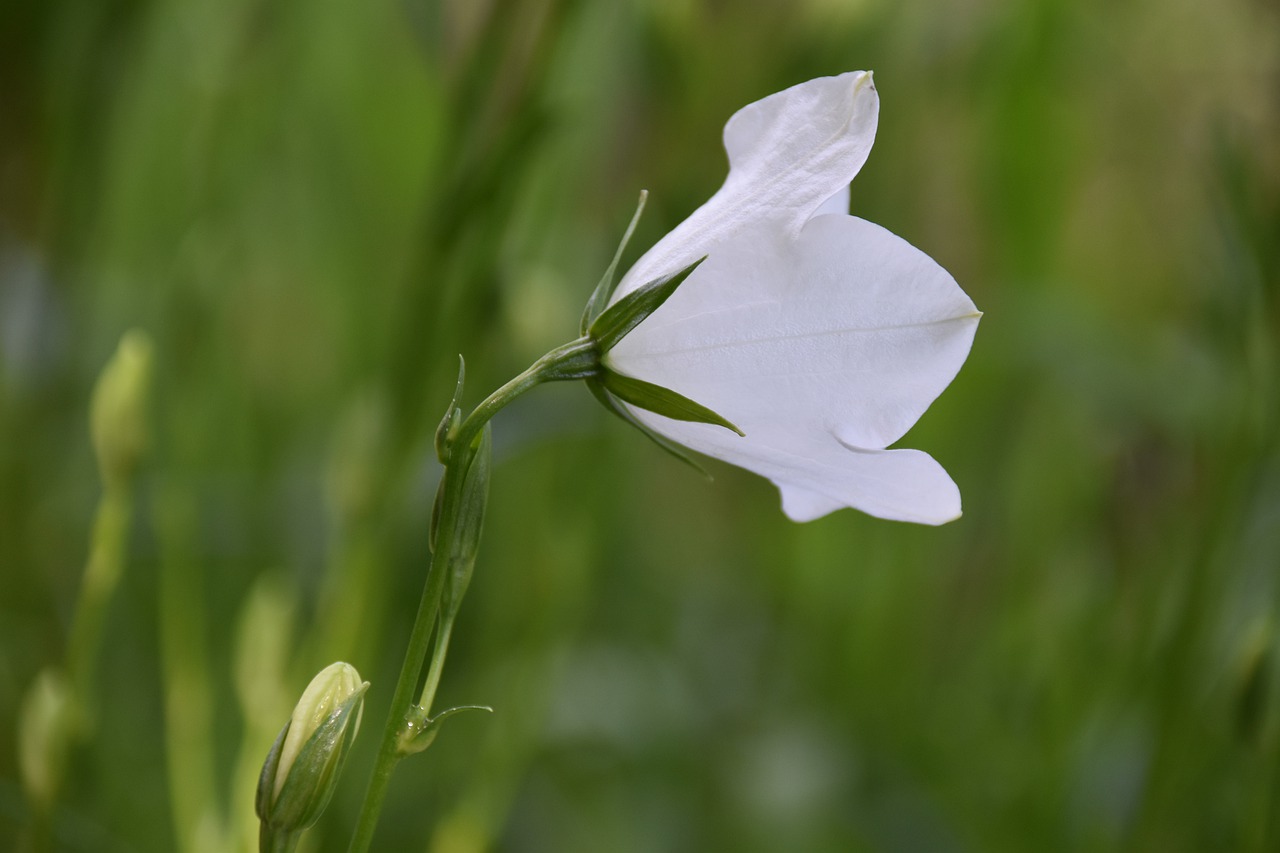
[2,0,1279,850]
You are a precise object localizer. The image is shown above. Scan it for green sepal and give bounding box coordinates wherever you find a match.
[259,823,301,853]
[598,369,743,436]
[254,717,290,824]
[396,704,494,757]
[588,258,704,353]
[260,682,368,833]
[580,190,648,335]
[586,379,711,479]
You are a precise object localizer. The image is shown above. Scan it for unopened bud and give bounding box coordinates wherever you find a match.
[17,669,75,813]
[256,662,368,851]
[90,330,153,490]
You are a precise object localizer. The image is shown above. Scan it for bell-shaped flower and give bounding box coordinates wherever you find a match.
[604,72,981,525]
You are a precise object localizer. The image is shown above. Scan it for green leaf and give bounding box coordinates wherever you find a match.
[580,190,648,335]
[442,424,491,618]
[397,704,493,757]
[586,380,713,478]
[589,258,704,353]
[434,355,467,464]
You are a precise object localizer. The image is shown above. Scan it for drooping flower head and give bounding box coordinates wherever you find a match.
[604,72,980,525]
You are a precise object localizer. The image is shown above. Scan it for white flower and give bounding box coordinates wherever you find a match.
[606,72,981,525]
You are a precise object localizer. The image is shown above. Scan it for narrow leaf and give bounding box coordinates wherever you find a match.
[442,425,491,617]
[434,355,466,464]
[398,705,494,756]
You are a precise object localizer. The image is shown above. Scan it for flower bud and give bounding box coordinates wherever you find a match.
[17,668,75,813]
[256,662,368,850]
[90,330,153,490]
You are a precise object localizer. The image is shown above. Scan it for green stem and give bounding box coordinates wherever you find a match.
[19,486,134,852]
[345,465,460,853]
[347,337,594,853]
[67,486,132,702]
[157,489,218,853]
[449,337,597,456]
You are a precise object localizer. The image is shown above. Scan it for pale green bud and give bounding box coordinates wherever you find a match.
[90,330,154,490]
[256,662,368,851]
[17,668,75,812]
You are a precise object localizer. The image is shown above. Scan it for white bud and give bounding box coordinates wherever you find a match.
[256,662,368,848]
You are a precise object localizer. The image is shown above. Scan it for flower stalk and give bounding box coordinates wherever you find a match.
[17,330,153,849]
[346,351,550,853]
[347,200,746,852]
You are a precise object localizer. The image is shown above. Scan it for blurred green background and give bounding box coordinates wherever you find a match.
[3,0,1279,850]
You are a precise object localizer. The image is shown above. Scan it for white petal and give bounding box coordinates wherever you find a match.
[614,71,879,300]
[814,185,851,218]
[609,215,980,453]
[620,410,962,524]
[777,444,962,525]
